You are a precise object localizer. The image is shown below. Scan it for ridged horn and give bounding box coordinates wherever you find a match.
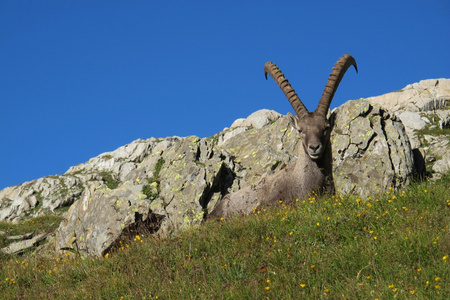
[264,61,309,120]
[315,54,358,116]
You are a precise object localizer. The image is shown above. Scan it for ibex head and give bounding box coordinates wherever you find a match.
[264,54,358,160]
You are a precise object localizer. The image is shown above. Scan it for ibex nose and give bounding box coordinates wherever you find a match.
[309,144,320,153]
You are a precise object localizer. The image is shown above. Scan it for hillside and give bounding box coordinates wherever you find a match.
[0,78,449,258]
[0,174,448,298]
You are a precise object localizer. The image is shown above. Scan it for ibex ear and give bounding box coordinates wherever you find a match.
[287,112,302,132]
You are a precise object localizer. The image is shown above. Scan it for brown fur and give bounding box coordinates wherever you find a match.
[209,55,357,218]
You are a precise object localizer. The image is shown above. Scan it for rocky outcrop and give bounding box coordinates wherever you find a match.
[0,175,85,222]
[366,78,450,112]
[53,98,415,257]
[330,100,414,195]
[366,78,450,176]
[2,79,448,257]
[54,117,301,257]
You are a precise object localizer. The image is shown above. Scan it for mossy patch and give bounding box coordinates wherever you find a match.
[99,171,120,189]
[142,158,165,201]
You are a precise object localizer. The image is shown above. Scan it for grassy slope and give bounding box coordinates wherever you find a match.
[0,176,449,299]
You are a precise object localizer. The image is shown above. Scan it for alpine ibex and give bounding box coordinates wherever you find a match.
[210,54,358,218]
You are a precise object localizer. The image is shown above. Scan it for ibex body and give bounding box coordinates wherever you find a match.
[210,55,357,218]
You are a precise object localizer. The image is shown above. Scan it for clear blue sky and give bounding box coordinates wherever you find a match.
[1,1,449,190]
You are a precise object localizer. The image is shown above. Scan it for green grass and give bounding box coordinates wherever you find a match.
[417,127,450,138]
[0,215,62,250]
[99,171,120,190]
[1,176,449,299]
[415,113,450,145]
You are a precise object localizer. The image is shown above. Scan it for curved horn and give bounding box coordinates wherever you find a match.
[315,54,358,116]
[264,61,309,120]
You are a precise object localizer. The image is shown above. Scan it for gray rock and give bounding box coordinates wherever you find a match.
[230,109,282,129]
[1,233,47,255]
[330,100,414,196]
[432,152,450,174]
[398,111,427,131]
[0,174,100,222]
[217,127,247,146]
[366,78,450,112]
[436,110,450,129]
[54,181,155,257]
[6,232,34,240]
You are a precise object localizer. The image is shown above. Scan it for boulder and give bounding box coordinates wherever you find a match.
[55,181,156,257]
[330,100,414,196]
